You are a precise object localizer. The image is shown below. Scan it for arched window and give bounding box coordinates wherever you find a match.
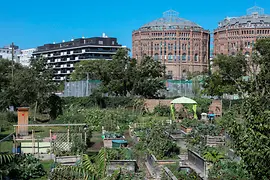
[168,53,173,61]
[154,53,159,61]
[194,54,198,62]
[182,69,187,79]
[203,55,206,62]
[245,51,250,57]
[182,53,186,61]
[231,52,235,56]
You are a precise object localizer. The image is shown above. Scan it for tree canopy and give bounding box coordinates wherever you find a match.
[71,48,165,98]
[203,53,247,97]
[206,38,270,179]
[0,57,61,120]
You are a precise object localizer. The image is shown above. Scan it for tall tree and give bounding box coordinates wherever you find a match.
[71,60,109,81]
[0,59,24,109]
[222,39,270,179]
[203,54,247,97]
[104,48,137,96]
[132,56,165,98]
[0,57,60,120]
[71,49,165,98]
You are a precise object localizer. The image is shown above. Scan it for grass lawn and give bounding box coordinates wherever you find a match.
[0,128,14,153]
[0,141,13,153]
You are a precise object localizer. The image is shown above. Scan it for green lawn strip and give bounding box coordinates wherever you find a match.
[0,141,13,153]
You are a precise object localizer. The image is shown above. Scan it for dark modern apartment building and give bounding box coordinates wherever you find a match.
[33,35,122,82]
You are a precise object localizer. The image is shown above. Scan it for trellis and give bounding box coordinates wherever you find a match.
[13,124,87,155]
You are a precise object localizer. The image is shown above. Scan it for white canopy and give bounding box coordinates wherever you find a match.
[171,97,197,104]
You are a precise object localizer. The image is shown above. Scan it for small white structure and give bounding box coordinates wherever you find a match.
[201,113,208,121]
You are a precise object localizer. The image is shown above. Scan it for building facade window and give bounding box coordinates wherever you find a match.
[168,53,173,61]
[167,70,173,79]
[182,53,186,61]
[194,54,198,62]
[154,53,159,61]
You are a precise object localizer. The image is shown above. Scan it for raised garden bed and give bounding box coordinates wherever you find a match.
[180,125,193,134]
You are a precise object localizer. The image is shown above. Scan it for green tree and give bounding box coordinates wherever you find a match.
[71,49,165,98]
[29,57,56,120]
[0,59,25,109]
[104,48,137,96]
[132,56,165,98]
[71,59,109,81]
[0,57,60,120]
[224,39,270,179]
[203,54,247,97]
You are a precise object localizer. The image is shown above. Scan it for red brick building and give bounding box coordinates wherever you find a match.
[132,10,210,80]
[214,6,270,56]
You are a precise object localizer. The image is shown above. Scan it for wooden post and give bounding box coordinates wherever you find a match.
[13,135,16,154]
[37,140,39,158]
[49,129,52,159]
[84,131,87,145]
[32,129,35,154]
[67,128,70,151]
[15,126,18,138]
[67,128,70,142]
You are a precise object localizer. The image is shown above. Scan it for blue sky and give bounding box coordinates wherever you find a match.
[0,0,269,50]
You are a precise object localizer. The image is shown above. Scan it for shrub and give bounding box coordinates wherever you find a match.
[180,118,200,128]
[208,160,251,180]
[153,105,171,116]
[56,107,138,131]
[7,154,46,180]
[107,148,133,160]
[165,164,201,180]
[62,96,138,109]
[139,125,180,159]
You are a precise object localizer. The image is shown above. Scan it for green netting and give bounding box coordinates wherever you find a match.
[88,80,101,83]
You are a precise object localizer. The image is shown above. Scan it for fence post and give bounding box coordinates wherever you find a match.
[50,129,52,159]
[13,135,16,153]
[67,128,70,143]
[32,129,35,154]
